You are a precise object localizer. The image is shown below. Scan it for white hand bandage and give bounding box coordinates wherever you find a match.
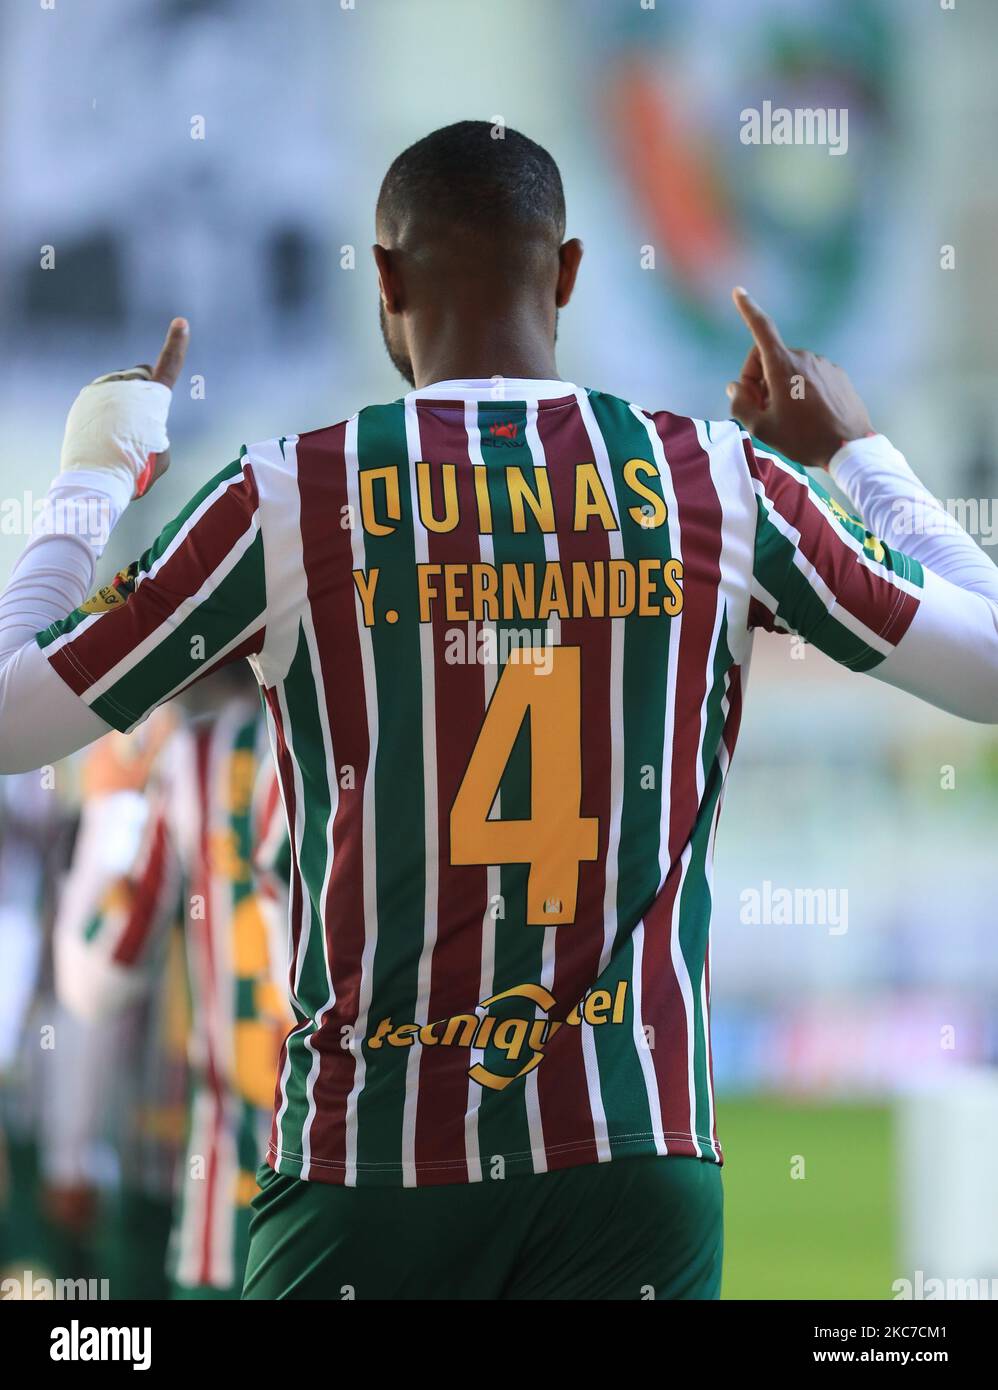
[60,370,172,500]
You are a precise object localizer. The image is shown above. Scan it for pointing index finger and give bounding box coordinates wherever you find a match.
[732,287,785,365]
[151,318,190,390]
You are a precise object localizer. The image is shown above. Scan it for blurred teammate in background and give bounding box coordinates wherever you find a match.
[45,709,185,1301]
[55,667,287,1298]
[2,122,998,1299]
[0,767,85,1291]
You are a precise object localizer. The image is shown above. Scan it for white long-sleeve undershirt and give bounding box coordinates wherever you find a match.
[0,471,127,769]
[829,435,998,721]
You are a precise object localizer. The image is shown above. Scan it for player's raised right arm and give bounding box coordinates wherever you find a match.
[0,320,188,771]
[0,320,269,772]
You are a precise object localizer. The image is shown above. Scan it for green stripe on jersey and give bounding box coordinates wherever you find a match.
[677,608,733,1154]
[274,623,331,1156]
[587,390,672,1146]
[354,402,427,1178]
[472,400,546,1174]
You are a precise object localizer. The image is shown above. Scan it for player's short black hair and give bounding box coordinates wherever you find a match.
[377,120,566,245]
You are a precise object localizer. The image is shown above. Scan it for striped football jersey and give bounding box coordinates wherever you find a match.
[37,380,924,1187]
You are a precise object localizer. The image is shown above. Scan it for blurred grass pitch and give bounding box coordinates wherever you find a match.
[720,1098,895,1300]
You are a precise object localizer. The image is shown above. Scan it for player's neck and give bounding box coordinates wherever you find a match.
[410,316,561,390]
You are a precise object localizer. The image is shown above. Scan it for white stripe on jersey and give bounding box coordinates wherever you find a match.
[267,662,312,1168]
[699,417,757,1160]
[245,435,305,688]
[575,387,629,1163]
[521,398,556,1174]
[400,396,441,1188]
[703,421,756,666]
[250,436,308,1162]
[462,399,495,1185]
[341,414,382,1188]
[628,920,667,1155]
[632,404,699,1155]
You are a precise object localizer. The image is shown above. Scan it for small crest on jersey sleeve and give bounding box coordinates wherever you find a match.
[824,495,887,563]
[79,560,142,615]
[826,495,862,529]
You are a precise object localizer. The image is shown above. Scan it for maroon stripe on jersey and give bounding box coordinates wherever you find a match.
[643,412,723,1156]
[747,443,919,644]
[261,686,306,1153]
[412,403,487,1184]
[532,396,609,1171]
[114,808,171,966]
[50,466,260,690]
[293,423,372,1169]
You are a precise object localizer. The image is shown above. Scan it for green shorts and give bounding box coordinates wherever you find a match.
[243,1154,722,1300]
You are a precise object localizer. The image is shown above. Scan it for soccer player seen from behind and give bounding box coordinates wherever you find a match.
[1,121,998,1300]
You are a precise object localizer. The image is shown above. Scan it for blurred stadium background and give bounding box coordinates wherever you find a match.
[1,0,997,1300]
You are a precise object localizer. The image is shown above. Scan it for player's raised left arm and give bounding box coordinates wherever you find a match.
[730,287,998,723]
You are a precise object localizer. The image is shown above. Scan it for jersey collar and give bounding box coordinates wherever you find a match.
[405,377,578,403]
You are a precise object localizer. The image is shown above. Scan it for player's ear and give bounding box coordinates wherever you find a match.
[373,244,403,314]
[555,238,583,308]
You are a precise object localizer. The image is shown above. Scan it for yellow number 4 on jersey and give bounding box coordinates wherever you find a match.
[450,645,599,926]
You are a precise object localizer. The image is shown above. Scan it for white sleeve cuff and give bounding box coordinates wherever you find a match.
[827,433,913,491]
